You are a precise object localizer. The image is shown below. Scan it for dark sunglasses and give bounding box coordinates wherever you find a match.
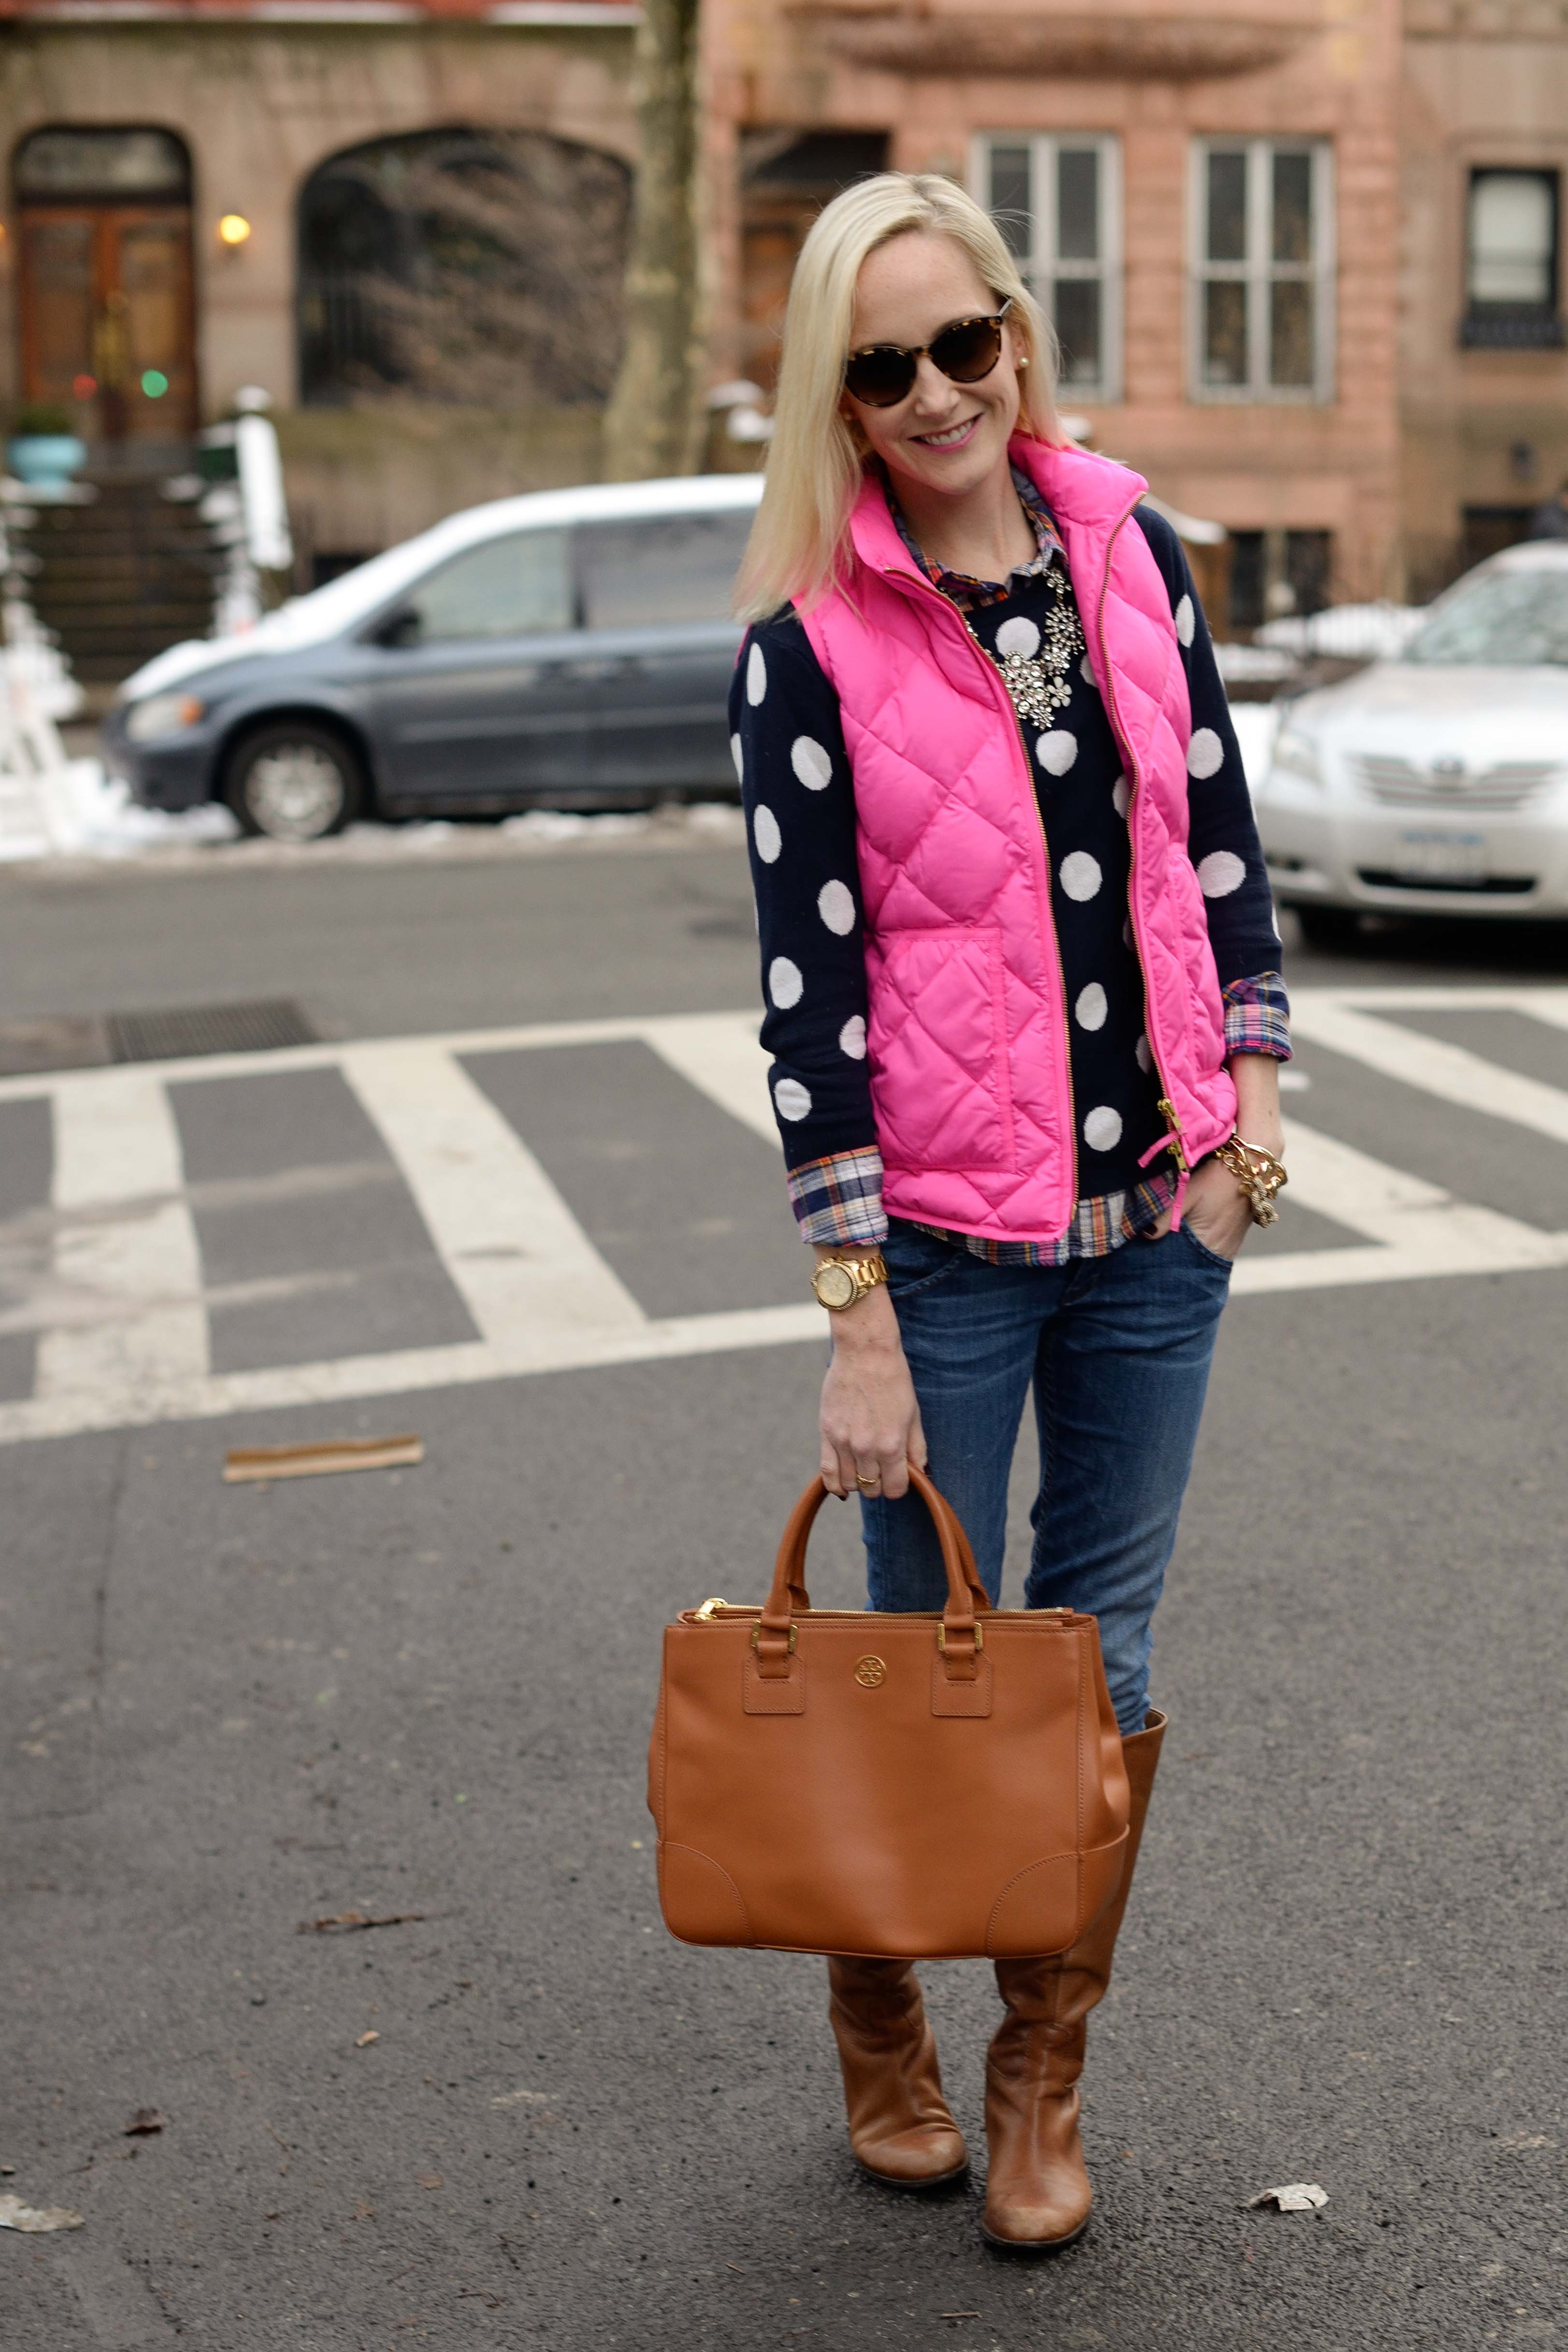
[843,300,1012,409]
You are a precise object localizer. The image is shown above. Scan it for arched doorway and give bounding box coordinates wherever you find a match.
[297,128,630,408]
[14,126,196,448]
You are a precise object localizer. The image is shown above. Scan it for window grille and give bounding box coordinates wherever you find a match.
[972,135,1122,402]
[1191,141,1334,401]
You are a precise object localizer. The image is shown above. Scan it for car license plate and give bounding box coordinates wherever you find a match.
[1394,828,1487,884]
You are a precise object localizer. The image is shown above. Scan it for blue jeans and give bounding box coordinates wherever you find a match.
[860,1218,1234,1736]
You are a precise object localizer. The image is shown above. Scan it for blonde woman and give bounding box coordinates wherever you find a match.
[729,174,1289,2251]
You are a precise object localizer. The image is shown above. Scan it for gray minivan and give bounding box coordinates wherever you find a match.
[103,472,764,841]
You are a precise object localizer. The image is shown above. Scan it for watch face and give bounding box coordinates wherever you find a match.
[815,1261,856,1309]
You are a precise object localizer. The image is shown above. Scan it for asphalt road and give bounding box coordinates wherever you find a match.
[1,840,1564,2352]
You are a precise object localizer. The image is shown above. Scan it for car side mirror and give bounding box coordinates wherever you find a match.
[374,607,421,650]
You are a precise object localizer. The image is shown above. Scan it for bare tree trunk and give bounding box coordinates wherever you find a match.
[601,0,703,481]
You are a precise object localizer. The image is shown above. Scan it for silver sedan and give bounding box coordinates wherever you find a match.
[1254,542,1568,946]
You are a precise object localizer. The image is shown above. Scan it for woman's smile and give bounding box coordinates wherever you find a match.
[910,414,982,451]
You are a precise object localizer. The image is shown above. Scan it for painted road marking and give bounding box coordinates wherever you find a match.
[0,986,1565,1443]
[339,1040,645,1355]
[34,1070,208,1407]
[1289,997,1568,1148]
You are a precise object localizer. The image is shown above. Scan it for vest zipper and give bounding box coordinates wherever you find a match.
[882,566,1080,1228]
[1090,501,1189,1192]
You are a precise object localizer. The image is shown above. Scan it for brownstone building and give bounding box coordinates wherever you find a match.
[706,0,1568,623]
[0,0,1564,632]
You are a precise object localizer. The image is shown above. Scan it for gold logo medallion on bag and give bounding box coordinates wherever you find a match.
[853,1655,887,1689]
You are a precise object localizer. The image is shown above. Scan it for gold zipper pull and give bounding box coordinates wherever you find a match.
[1156,1098,1189,1173]
[693,1597,729,1622]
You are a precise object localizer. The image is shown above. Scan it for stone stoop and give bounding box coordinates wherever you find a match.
[14,471,221,690]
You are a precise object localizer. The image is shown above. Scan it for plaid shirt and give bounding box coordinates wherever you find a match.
[889,460,1067,607]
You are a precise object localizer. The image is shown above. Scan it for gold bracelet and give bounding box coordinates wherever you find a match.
[1212,1132,1289,1226]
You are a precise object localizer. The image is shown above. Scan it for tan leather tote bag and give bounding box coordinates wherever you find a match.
[648,1468,1131,1961]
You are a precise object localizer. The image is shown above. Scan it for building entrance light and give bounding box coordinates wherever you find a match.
[217,214,252,247]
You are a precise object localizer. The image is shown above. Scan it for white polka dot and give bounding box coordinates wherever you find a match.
[1134,1033,1152,1073]
[773,1076,812,1121]
[1080,651,1097,684]
[1175,593,1196,648]
[838,1014,867,1059]
[1036,729,1078,776]
[790,735,832,791]
[1197,850,1247,898]
[730,731,743,784]
[746,642,767,705]
[818,879,855,934]
[1083,1105,1123,1153]
[1075,982,1108,1032]
[1111,774,1131,819]
[768,955,802,1009]
[995,615,1040,659]
[1187,727,1223,779]
[752,804,781,862]
[1059,850,1102,903]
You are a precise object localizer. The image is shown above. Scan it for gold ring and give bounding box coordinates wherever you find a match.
[855,1470,880,1489]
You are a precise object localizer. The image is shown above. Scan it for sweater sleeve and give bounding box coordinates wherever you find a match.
[1132,507,1289,1050]
[730,613,886,1234]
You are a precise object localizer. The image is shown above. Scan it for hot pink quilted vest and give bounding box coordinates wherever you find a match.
[797,434,1236,1244]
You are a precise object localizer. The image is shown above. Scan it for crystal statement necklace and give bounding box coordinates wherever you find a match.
[969,566,1085,733]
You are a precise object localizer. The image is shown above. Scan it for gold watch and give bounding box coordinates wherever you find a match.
[811,1250,889,1311]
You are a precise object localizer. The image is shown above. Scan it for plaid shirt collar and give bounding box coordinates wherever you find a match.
[883,461,1066,610]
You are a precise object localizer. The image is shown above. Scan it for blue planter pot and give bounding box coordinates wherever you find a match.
[8,434,88,490]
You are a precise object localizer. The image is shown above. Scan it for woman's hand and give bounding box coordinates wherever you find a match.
[1176,1153,1254,1260]
[817,1279,927,1501]
[1151,1052,1285,1259]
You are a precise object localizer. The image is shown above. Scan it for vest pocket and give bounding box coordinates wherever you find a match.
[867,927,1016,1174]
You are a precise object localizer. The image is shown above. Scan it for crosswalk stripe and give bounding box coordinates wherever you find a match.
[1,987,1566,1444]
[642,1012,779,1145]
[1233,1118,1568,1295]
[34,1071,208,1403]
[338,1041,645,1361]
[1290,999,1568,1147]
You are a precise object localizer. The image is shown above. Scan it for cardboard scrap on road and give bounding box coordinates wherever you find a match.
[1247,2182,1328,2212]
[298,1909,427,1935]
[0,2193,85,2233]
[222,1434,424,1484]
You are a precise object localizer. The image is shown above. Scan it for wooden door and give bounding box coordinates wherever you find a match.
[19,204,196,442]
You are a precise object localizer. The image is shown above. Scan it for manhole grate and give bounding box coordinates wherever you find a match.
[0,998,319,1076]
[107,999,321,1063]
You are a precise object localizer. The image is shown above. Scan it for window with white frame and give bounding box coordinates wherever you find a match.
[1191,140,1333,400]
[973,135,1122,401]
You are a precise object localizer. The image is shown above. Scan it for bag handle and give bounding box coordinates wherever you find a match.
[755,1467,991,1676]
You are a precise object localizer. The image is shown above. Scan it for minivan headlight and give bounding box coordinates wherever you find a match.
[125,692,205,742]
[1270,726,1322,784]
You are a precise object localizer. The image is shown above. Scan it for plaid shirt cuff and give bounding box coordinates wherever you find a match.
[786,1147,888,1246]
[1222,971,1292,1060]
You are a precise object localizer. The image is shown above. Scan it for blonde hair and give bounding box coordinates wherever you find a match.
[735,173,1061,623]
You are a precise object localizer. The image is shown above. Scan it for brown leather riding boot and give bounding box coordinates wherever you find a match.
[982,1708,1167,2252]
[827,1956,969,2189]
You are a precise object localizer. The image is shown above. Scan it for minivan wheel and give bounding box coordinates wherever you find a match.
[224,723,365,842]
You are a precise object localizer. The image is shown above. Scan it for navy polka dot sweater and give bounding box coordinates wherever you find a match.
[731,484,1288,1258]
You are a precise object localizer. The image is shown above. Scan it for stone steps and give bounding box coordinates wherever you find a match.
[14,470,222,688]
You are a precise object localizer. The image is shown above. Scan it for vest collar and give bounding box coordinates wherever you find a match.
[843,435,1149,585]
